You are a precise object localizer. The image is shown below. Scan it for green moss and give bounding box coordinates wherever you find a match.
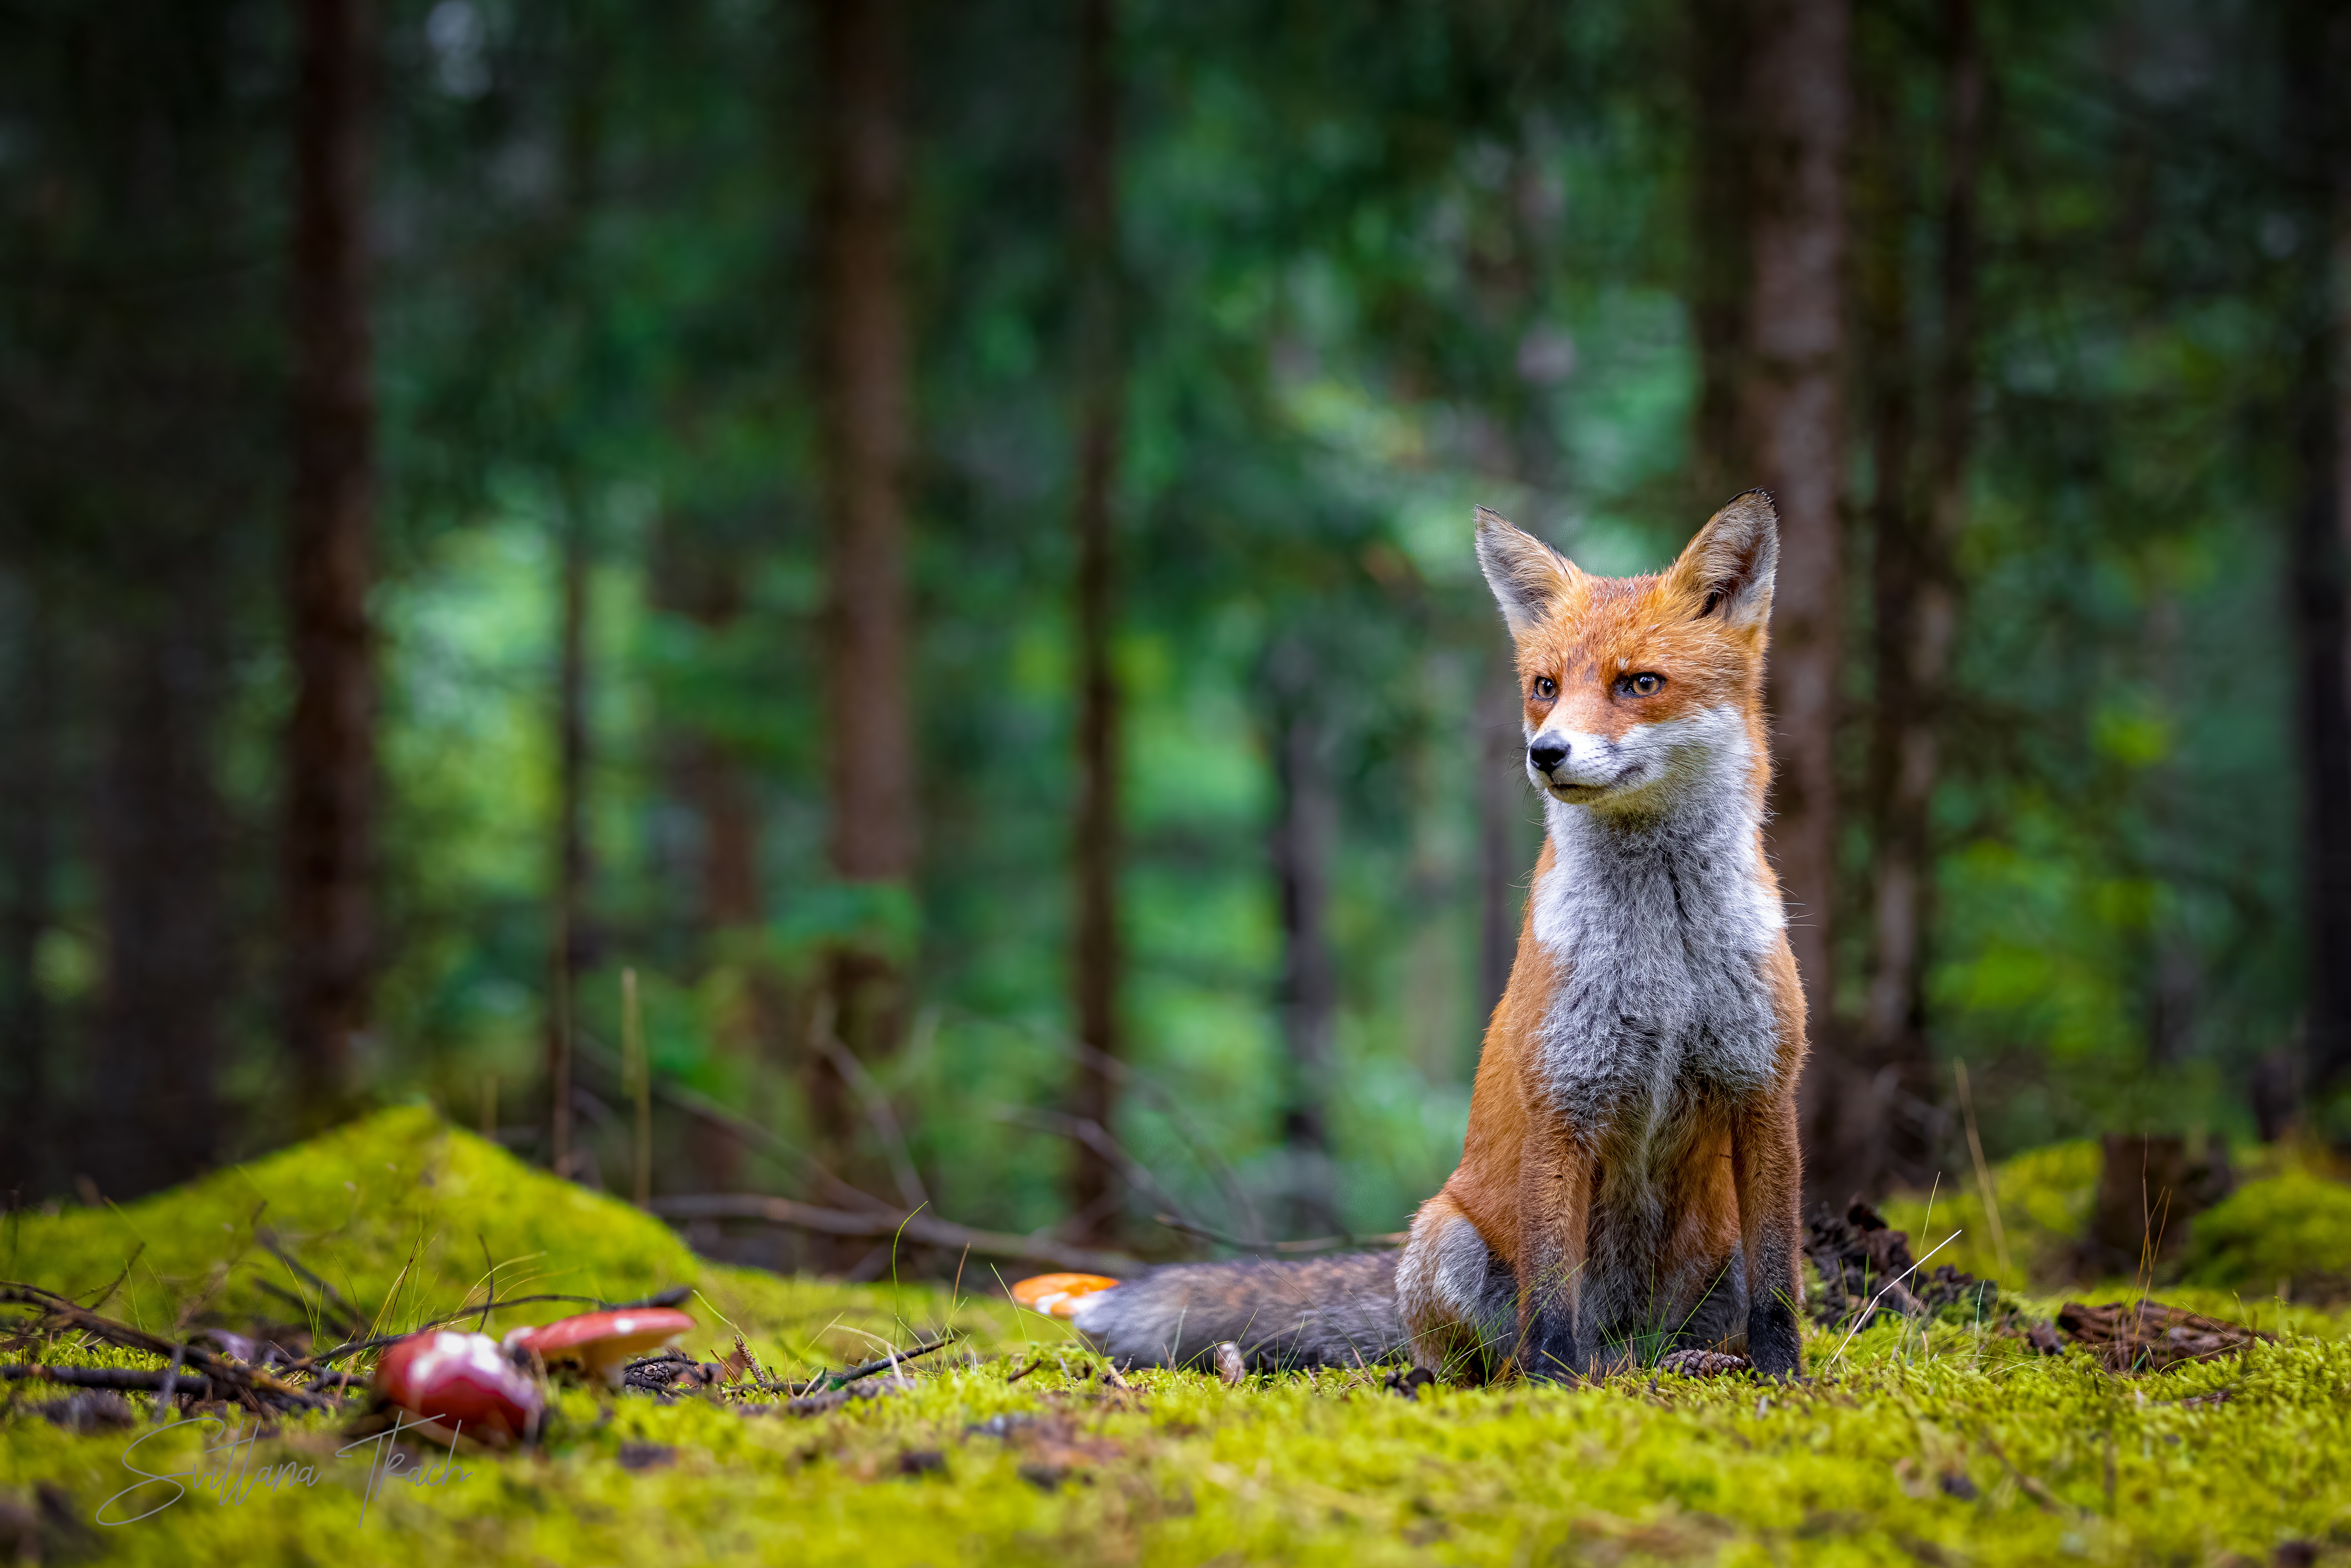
[8,1116,2351,1564]
[0,1107,1033,1373]
[1880,1139,2102,1291]
[2181,1172,2351,1302]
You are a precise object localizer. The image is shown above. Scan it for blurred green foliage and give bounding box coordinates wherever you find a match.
[0,0,2330,1238]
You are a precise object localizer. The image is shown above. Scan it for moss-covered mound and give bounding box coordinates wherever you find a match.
[2183,1172,2351,1303]
[0,1106,1027,1371]
[1878,1139,2101,1290]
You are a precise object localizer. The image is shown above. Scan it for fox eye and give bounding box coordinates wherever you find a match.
[1618,672,1665,698]
[1532,676,1558,700]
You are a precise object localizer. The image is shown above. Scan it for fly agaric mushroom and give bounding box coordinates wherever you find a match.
[373,1331,543,1446]
[503,1306,696,1388]
[1010,1273,1121,1319]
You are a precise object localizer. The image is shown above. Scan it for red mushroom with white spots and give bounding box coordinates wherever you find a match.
[503,1306,697,1388]
[373,1330,543,1447]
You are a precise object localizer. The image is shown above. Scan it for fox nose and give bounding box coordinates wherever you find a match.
[1528,737,1570,774]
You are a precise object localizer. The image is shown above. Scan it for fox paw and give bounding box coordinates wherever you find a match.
[1656,1349,1751,1378]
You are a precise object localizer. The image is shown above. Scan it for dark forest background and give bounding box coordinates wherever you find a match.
[4,0,2349,1264]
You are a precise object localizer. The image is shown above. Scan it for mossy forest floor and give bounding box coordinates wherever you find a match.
[4,1110,2347,1566]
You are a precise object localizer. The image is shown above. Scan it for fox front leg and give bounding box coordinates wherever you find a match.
[1514,1114,1596,1384]
[1731,1094,1806,1378]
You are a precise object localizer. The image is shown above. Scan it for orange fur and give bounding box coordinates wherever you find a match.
[1401,493,1808,1381]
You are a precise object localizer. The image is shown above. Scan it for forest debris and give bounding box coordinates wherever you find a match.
[616,1441,676,1471]
[1385,1366,1436,1400]
[2,1364,215,1400]
[650,1193,1136,1276]
[1657,1349,1752,1378]
[0,1283,334,1413]
[2054,1300,2268,1373]
[1805,1204,2001,1330]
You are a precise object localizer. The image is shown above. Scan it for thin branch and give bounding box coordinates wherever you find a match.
[1152,1213,1406,1254]
[648,1193,1137,1276]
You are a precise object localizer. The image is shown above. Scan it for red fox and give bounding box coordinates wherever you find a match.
[1031,494,1808,1381]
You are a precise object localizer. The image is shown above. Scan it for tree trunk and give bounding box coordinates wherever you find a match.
[1737,0,1852,1201]
[813,0,916,1181]
[0,584,56,1197]
[649,521,761,1191]
[1268,639,1339,1237]
[547,505,590,1179]
[95,609,226,1199]
[2288,0,2351,1103]
[285,0,378,1127]
[1686,0,1753,503]
[1849,0,1977,1197]
[1067,0,1125,1239]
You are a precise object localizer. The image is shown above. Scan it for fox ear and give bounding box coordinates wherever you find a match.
[1668,490,1778,630]
[1475,507,1579,637]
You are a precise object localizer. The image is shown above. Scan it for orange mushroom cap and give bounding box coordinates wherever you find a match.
[503,1307,696,1388]
[1010,1273,1121,1319]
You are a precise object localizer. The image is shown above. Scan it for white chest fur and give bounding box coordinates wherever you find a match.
[1528,710,1785,1140]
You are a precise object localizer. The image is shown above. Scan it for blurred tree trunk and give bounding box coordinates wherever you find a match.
[1686,0,1753,502]
[284,0,378,1128]
[96,607,226,1199]
[2288,0,2351,1104]
[547,503,590,1178]
[544,19,609,1181]
[1736,0,1852,1201]
[1268,640,1338,1236]
[0,585,56,1197]
[813,0,915,1185]
[650,523,759,1192]
[1851,0,1977,1195]
[1067,0,1126,1239]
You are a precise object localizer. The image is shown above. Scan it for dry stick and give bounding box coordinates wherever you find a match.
[813,996,929,1211]
[1027,1019,1265,1244]
[5,1365,213,1399]
[1952,1060,2012,1281]
[622,967,651,1209]
[1153,1213,1407,1255]
[256,1229,366,1336]
[650,1193,1137,1276]
[994,1106,1205,1237]
[1824,1231,1964,1370]
[0,1284,328,1411]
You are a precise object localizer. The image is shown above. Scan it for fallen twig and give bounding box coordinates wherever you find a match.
[3,1365,217,1398]
[1152,1214,1407,1255]
[650,1194,1137,1276]
[255,1229,366,1335]
[0,1283,331,1412]
[799,1333,960,1393]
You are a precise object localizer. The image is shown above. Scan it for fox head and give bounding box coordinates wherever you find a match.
[1476,492,1777,821]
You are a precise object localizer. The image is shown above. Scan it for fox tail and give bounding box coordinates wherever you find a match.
[1018,1254,1405,1372]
